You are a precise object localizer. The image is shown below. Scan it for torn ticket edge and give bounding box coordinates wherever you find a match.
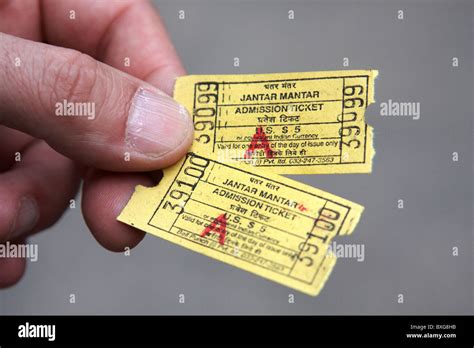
[118,152,363,296]
[174,70,378,175]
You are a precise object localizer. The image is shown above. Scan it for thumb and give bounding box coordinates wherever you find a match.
[0,33,193,171]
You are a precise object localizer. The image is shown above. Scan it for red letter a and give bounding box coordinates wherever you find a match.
[200,213,227,245]
[244,126,274,159]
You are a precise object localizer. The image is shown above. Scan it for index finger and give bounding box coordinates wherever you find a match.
[41,0,185,94]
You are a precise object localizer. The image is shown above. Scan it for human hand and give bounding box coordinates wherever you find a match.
[0,0,193,287]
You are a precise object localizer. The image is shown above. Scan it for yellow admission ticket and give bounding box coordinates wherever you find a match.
[174,70,377,174]
[118,152,364,296]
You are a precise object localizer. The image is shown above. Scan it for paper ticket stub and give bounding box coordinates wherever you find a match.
[174,70,377,174]
[118,152,363,296]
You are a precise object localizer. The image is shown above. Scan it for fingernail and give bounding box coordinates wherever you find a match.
[126,87,192,157]
[11,196,39,238]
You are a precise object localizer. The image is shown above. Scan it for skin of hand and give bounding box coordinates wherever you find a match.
[0,0,194,287]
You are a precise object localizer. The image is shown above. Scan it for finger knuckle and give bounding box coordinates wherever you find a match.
[45,50,99,106]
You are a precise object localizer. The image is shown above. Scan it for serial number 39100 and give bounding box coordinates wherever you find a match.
[162,155,210,214]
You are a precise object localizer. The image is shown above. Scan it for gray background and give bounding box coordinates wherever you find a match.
[0,0,472,315]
